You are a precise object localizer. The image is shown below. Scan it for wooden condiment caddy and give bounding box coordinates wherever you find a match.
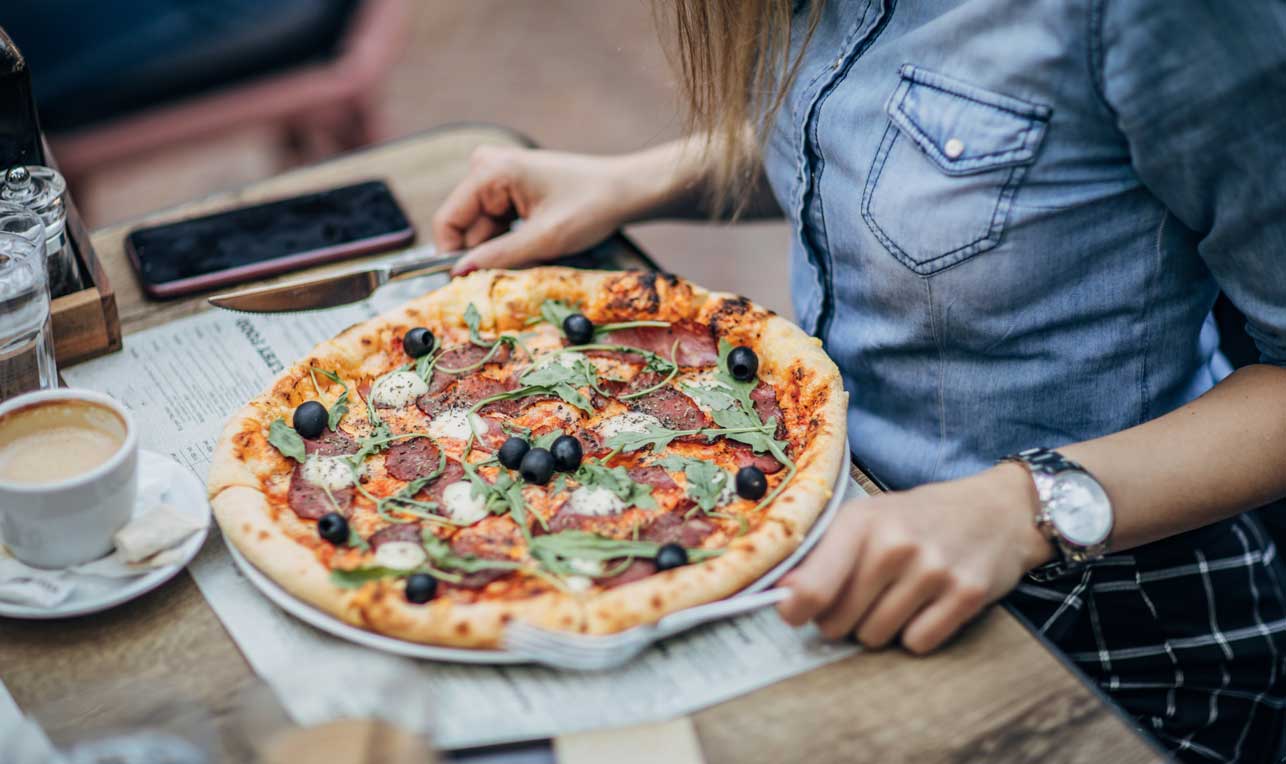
[0,26,121,367]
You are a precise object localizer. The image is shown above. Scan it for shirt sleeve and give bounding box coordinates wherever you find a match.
[1098,0,1286,366]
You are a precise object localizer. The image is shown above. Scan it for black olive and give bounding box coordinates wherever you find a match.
[655,543,689,571]
[404,573,438,604]
[293,401,328,439]
[317,512,349,544]
[550,435,584,472]
[562,314,594,345]
[727,346,759,382]
[735,465,768,500]
[519,447,556,485]
[402,327,436,358]
[498,436,530,470]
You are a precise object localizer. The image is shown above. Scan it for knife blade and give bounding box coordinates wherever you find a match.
[207,246,465,313]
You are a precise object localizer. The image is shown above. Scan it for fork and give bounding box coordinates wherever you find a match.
[503,588,791,671]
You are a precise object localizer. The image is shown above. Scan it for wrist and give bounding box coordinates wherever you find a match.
[609,140,712,223]
[987,462,1055,572]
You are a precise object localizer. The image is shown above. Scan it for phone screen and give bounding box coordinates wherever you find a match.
[126,180,413,296]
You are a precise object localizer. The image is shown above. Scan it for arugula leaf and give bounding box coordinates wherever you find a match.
[659,455,730,511]
[573,462,657,510]
[415,352,436,383]
[532,429,567,450]
[715,339,760,409]
[268,419,307,462]
[603,422,688,454]
[330,566,404,589]
[527,530,722,576]
[464,303,485,345]
[680,380,737,412]
[309,367,351,430]
[346,528,370,551]
[538,299,579,329]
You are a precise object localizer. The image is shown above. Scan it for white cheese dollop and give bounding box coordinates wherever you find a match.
[428,409,491,440]
[300,455,357,491]
[568,557,607,577]
[684,374,728,414]
[565,575,594,593]
[567,486,626,517]
[374,541,427,570]
[596,411,663,439]
[538,350,588,369]
[370,370,428,408]
[441,481,489,525]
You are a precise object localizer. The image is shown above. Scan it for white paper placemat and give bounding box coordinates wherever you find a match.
[64,271,862,750]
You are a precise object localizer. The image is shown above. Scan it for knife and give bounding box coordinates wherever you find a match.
[207,246,465,313]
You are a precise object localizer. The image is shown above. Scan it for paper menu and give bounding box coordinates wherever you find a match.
[62,273,861,750]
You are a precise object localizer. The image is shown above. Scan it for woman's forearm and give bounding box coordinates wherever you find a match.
[993,363,1286,564]
[609,136,782,224]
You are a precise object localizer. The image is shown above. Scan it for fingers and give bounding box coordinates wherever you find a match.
[900,581,989,655]
[451,223,559,275]
[464,216,506,249]
[777,505,867,626]
[852,560,950,648]
[432,146,523,253]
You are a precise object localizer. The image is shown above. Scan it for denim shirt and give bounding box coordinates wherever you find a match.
[761,0,1286,489]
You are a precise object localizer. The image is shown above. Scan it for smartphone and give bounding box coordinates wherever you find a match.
[125,179,415,299]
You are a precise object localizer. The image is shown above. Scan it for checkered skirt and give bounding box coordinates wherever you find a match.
[1007,512,1286,763]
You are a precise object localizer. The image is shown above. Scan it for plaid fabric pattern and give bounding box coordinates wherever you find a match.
[1008,513,1286,763]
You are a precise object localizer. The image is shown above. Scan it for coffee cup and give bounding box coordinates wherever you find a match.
[0,389,138,568]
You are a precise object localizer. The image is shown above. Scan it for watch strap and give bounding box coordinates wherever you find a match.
[1000,447,1103,582]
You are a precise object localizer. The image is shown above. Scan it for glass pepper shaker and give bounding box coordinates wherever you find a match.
[1,165,81,297]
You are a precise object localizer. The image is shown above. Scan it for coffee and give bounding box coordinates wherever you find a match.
[0,399,126,484]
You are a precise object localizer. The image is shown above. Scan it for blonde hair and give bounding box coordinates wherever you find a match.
[657,0,824,214]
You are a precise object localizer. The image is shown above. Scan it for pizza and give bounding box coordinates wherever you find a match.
[208,267,847,649]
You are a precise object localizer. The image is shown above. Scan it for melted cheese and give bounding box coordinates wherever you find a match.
[374,541,427,570]
[300,456,357,491]
[441,481,489,525]
[428,409,490,440]
[565,575,594,593]
[568,557,606,577]
[370,370,427,408]
[596,412,662,439]
[567,486,625,517]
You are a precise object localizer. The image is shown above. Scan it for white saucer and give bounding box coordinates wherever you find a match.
[0,450,211,620]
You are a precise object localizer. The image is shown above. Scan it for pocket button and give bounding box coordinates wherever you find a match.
[943,138,965,159]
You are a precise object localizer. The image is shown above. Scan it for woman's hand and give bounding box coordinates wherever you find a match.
[777,464,1052,654]
[433,144,690,276]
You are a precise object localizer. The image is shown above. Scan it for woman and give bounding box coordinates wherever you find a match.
[434,2,1286,760]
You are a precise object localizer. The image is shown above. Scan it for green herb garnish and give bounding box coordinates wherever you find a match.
[573,462,657,510]
[268,418,306,462]
[659,455,731,511]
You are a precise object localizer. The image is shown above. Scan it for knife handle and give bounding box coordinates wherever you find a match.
[386,248,466,282]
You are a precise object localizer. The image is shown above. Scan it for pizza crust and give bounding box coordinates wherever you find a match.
[209,267,848,649]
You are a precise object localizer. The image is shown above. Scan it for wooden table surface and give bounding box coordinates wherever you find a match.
[0,124,1165,764]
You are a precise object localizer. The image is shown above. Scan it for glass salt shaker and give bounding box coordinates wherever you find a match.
[0,165,81,297]
[0,231,57,398]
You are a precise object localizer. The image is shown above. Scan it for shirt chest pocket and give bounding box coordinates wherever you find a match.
[861,65,1052,276]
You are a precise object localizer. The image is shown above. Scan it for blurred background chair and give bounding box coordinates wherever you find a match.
[0,0,409,210]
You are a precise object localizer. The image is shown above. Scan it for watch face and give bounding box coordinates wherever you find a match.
[1048,471,1113,546]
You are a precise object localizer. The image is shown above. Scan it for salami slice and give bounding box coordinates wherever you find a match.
[728,441,784,474]
[448,519,520,590]
[415,459,466,504]
[367,522,422,550]
[435,343,512,374]
[416,374,518,419]
[750,381,785,438]
[597,559,657,588]
[302,429,359,457]
[627,465,678,490]
[287,464,353,519]
[641,512,715,547]
[384,437,441,481]
[602,323,718,367]
[629,386,709,430]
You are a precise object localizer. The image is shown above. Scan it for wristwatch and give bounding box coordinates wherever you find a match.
[1001,447,1114,581]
